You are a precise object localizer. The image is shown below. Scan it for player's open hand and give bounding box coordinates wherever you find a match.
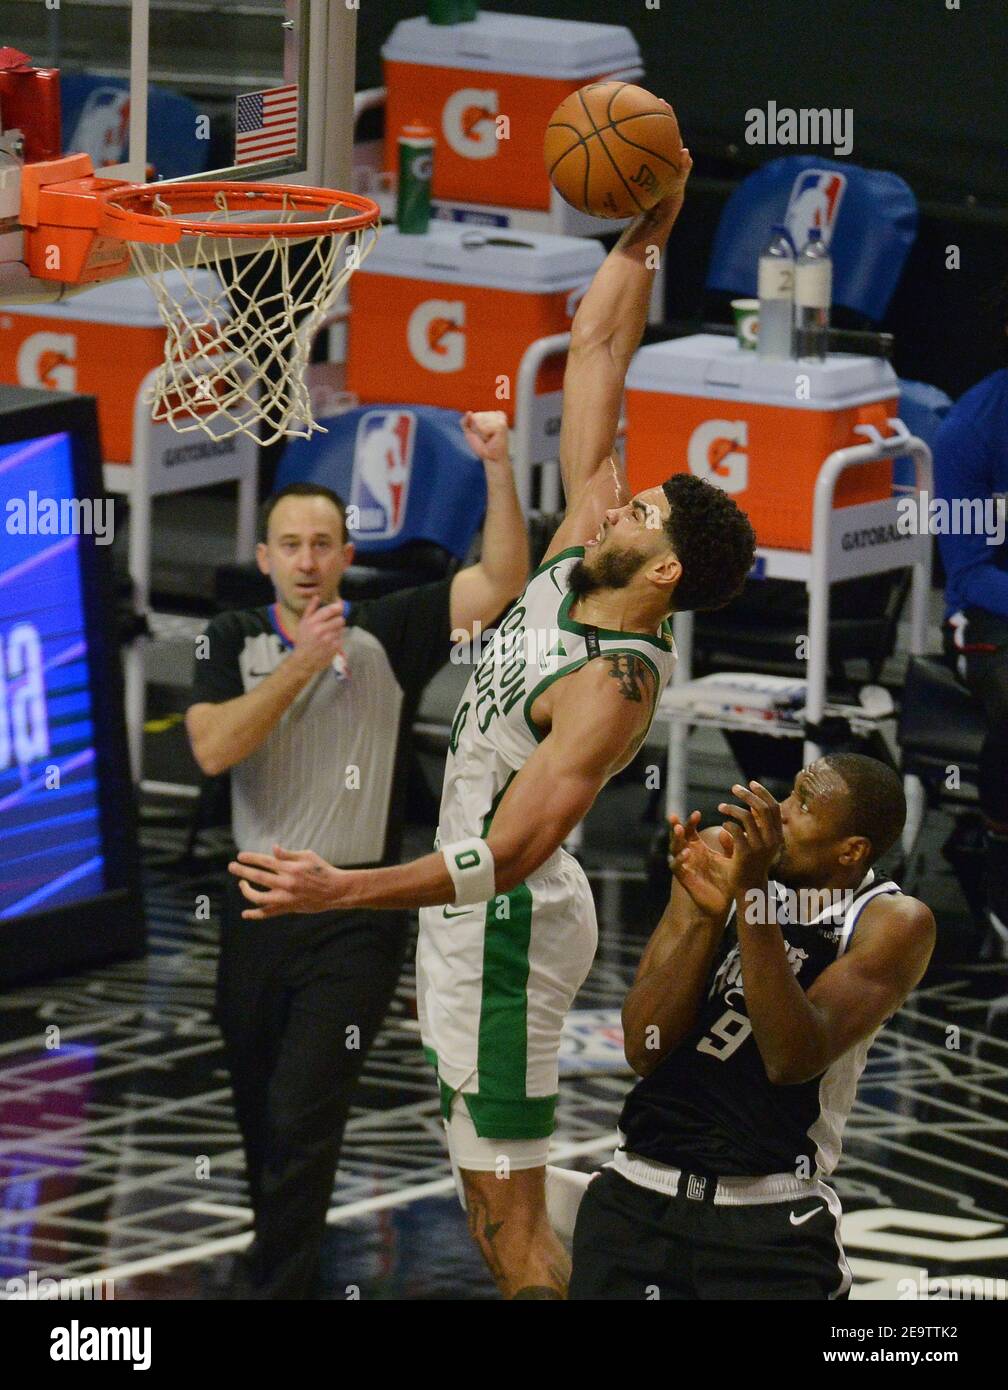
[228,845,353,919]
[669,810,737,917]
[461,411,510,469]
[716,781,784,891]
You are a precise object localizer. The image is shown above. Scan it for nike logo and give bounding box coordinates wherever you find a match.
[789,1205,824,1226]
[248,670,275,679]
[443,906,470,918]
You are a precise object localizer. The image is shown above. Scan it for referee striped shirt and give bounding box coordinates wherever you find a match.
[189,581,453,866]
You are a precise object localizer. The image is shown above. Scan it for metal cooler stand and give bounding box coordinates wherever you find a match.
[657,418,933,863]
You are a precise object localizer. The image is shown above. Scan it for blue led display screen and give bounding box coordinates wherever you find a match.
[0,432,106,917]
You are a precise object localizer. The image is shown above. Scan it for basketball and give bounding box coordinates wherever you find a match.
[543,81,683,219]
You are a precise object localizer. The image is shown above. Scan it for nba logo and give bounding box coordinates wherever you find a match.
[785,171,846,250]
[72,87,132,168]
[350,410,416,539]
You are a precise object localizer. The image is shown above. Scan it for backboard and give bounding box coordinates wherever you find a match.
[1,0,355,186]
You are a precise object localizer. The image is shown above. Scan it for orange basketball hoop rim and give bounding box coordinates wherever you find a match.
[18,155,383,445]
[18,154,381,282]
[98,180,381,244]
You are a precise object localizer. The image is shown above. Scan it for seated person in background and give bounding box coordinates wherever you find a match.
[569,756,934,1301]
[934,276,1008,951]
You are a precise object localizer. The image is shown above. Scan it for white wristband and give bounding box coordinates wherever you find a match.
[442,837,496,907]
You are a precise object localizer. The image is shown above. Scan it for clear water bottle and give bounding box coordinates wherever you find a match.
[757,224,795,360]
[794,228,832,360]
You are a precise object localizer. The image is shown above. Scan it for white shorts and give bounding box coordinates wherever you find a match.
[444,1095,550,1187]
[444,1099,597,1248]
[417,848,598,1142]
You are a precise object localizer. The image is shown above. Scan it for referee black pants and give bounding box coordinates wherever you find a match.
[217,878,410,1299]
[569,1168,850,1300]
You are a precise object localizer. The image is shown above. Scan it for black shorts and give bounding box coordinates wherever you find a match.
[569,1168,851,1301]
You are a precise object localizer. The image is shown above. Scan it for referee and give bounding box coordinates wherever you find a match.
[185,411,528,1298]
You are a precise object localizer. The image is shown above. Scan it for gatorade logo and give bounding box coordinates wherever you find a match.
[16,332,78,391]
[442,88,499,160]
[687,419,749,494]
[407,300,466,372]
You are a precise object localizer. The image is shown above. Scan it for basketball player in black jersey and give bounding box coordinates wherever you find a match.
[569,754,935,1300]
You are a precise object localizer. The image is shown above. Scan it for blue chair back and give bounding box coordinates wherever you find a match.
[275,405,487,560]
[60,74,208,181]
[706,156,918,322]
[893,379,953,487]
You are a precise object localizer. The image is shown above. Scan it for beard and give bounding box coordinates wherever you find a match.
[772,848,822,889]
[567,546,648,598]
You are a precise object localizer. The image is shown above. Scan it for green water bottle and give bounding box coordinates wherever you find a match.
[428,0,478,23]
[397,122,435,234]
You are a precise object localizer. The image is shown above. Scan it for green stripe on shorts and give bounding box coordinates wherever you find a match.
[477,882,533,1105]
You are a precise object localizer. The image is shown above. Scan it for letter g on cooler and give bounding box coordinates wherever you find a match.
[407,300,466,372]
[687,419,749,494]
[442,88,500,159]
[16,332,77,391]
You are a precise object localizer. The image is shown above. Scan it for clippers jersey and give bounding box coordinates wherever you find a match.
[433,545,678,866]
[619,871,902,1177]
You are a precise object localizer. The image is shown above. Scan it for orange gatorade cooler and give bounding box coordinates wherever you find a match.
[0,272,218,463]
[625,334,900,551]
[346,223,604,420]
[382,11,642,211]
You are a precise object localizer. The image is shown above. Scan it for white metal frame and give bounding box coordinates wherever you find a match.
[105,0,356,189]
[120,0,149,183]
[318,0,357,190]
[512,332,571,514]
[656,420,933,859]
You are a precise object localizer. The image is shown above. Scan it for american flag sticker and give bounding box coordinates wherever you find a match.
[235,84,299,165]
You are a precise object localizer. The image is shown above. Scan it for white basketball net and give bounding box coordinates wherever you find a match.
[125,189,380,446]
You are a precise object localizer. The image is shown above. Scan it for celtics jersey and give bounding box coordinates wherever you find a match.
[435,546,678,872]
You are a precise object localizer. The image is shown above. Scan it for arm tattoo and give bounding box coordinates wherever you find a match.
[619,204,665,252]
[605,653,649,704]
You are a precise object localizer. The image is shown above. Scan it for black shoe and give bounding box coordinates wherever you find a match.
[222,1248,257,1300]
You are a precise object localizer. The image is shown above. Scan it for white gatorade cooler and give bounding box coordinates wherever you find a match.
[382,11,642,211]
[346,222,604,422]
[625,334,900,552]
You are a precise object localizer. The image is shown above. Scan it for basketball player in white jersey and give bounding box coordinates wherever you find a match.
[229,148,758,1298]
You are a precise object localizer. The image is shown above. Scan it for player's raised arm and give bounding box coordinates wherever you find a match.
[689,780,936,1086]
[448,411,530,636]
[544,144,692,562]
[741,890,935,1086]
[621,819,735,1076]
[481,653,656,885]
